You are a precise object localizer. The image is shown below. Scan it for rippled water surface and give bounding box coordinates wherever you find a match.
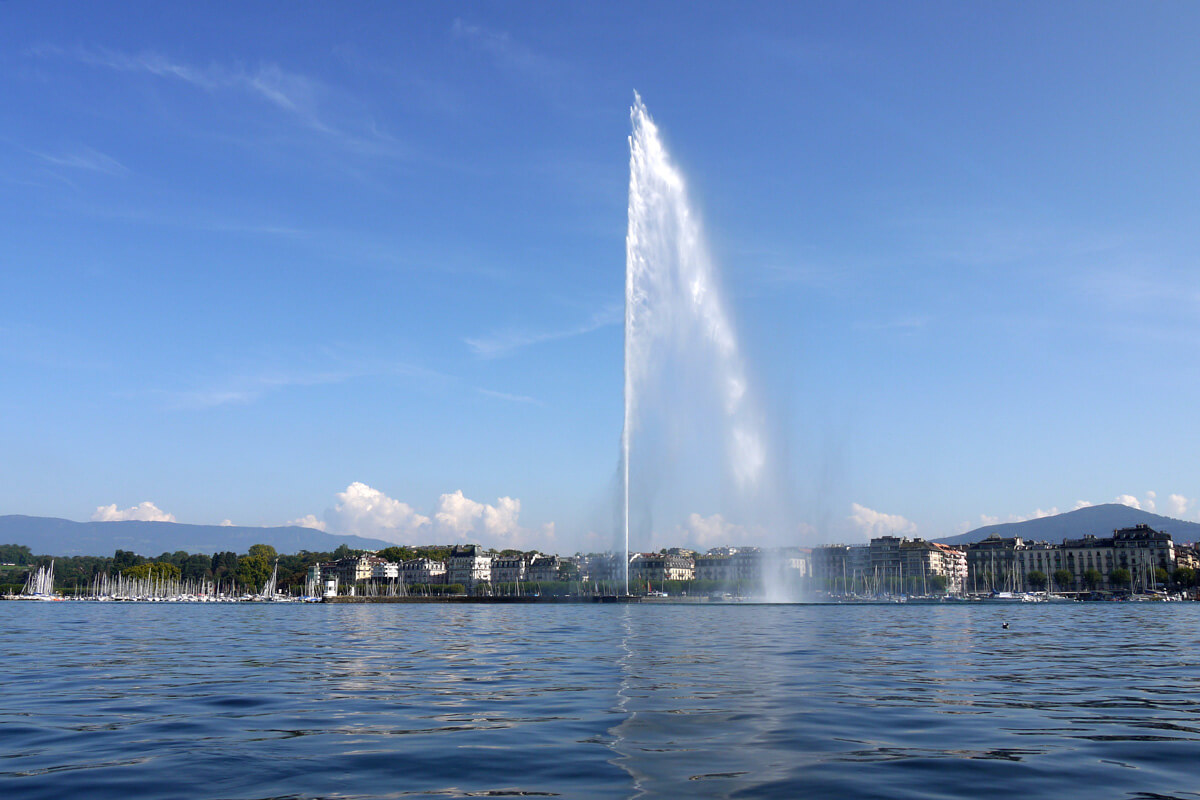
[3,602,1199,799]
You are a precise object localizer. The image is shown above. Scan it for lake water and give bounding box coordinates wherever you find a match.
[2,602,1199,799]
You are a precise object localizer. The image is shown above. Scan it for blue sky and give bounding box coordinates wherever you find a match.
[3,2,1200,551]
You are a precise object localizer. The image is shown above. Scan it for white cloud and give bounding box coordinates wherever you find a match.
[287,514,327,532]
[219,519,234,527]
[671,513,747,549]
[1073,500,1093,510]
[324,482,430,542]
[91,501,176,523]
[848,503,917,539]
[1114,492,1159,512]
[1168,494,1192,517]
[299,483,555,549]
[433,489,554,549]
[1115,494,1140,509]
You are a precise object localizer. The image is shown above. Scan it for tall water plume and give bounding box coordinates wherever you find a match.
[622,95,768,593]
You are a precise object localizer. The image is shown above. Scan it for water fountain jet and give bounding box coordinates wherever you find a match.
[622,94,769,593]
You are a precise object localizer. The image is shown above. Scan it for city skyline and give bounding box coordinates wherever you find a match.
[4,4,1200,552]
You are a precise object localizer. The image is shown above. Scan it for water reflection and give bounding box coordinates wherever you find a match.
[2,603,1199,799]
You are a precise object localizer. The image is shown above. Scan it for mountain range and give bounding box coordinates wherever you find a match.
[0,515,393,557]
[933,503,1200,546]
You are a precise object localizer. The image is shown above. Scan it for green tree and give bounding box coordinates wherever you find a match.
[1052,569,1073,591]
[122,562,181,580]
[1027,570,1048,591]
[113,549,144,571]
[378,546,416,563]
[929,574,949,593]
[0,544,34,565]
[1173,566,1195,587]
[1109,567,1132,589]
[235,545,274,590]
[248,544,277,563]
[1082,568,1104,590]
[1154,567,1169,587]
[181,554,212,582]
[211,551,238,578]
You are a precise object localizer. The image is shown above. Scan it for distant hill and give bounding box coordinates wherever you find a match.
[934,503,1200,546]
[0,515,392,557]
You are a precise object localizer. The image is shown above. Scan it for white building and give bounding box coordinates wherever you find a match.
[371,560,400,580]
[447,545,492,589]
[402,557,446,585]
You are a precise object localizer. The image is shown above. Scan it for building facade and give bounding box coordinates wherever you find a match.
[491,555,527,585]
[965,524,1176,592]
[528,555,560,583]
[629,552,695,585]
[813,537,963,595]
[447,545,492,589]
[401,557,446,585]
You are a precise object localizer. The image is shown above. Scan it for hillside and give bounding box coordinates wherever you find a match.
[934,503,1200,546]
[0,515,393,557]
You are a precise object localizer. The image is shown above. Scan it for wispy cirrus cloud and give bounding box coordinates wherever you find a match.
[450,19,562,83]
[854,315,931,332]
[474,387,542,406]
[32,147,128,176]
[26,44,408,160]
[163,357,445,410]
[465,304,621,358]
[30,44,314,113]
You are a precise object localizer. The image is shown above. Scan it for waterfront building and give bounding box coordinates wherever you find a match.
[528,554,561,583]
[775,547,811,579]
[629,552,695,586]
[1057,525,1174,591]
[447,545,492,589]
[813,538,962,595]
[577,553,625,585]
[965,524,1176,592]
[371,560,399,580]
[930,542,967,594]
[810,544,870,592]
[730,548,765,583]
[695,555,733,582]
[491,554,527,585]
[401,557,446,585]
[895,539,966,595]
[1175,544,1199,572]
[963,535,1025,594]
[325,554,393,584]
